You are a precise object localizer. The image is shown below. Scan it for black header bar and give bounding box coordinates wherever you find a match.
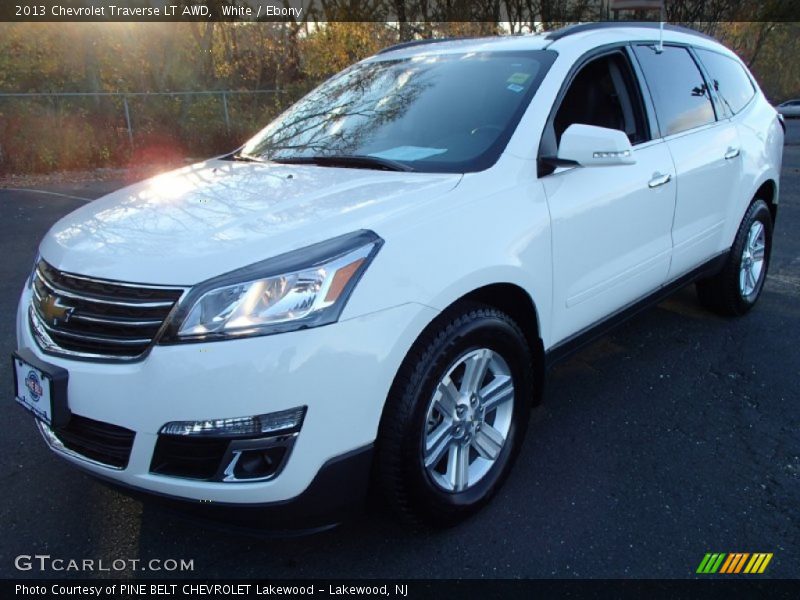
[0,1,796,23]
[5,579,800,600]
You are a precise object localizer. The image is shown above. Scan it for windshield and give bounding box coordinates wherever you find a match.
[240,50,556,173]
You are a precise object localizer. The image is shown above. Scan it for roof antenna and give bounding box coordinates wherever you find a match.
[656,0,665,53]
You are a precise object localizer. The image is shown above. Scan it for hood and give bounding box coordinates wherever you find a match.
[40,159,462,284]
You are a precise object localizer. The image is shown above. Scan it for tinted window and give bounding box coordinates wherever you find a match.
[695,48,755,115]
[554,52,649,146]
[633,45,716,136]
[241,51,556,173]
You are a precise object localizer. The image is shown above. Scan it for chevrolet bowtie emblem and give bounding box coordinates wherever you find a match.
[40,294,74,326]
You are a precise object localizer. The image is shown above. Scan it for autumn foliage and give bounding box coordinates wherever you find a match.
[0,19,796,176]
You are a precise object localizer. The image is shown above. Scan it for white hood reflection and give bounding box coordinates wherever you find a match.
[41,159,461,284]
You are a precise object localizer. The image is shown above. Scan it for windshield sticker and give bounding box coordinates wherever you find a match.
[507,83,525,93]
[507,72,531,85]
[369,146,448,161]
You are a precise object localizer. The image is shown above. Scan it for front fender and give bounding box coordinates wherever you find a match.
[341,158,555,348]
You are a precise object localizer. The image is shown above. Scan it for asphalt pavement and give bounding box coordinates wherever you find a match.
[0,123,798,579]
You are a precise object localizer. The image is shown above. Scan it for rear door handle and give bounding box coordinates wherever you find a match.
[648,172,672,189]
[725,147,741,160]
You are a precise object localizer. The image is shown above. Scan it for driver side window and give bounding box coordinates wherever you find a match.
[552,52,649,149]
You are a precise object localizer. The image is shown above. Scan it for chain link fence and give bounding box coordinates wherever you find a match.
[0,90,290,175]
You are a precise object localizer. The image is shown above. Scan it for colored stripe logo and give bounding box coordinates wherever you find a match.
[697,553,773,574]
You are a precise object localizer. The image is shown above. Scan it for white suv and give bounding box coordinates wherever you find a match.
[13,23,783,529]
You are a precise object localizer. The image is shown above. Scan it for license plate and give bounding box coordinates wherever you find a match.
[12,350,69,428]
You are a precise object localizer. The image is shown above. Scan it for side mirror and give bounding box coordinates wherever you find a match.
[557,124,636,167]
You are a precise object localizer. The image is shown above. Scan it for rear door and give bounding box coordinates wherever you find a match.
[540,49,677,344]
[632,44,740,279]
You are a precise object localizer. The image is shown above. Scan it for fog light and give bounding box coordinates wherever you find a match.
[225,446,289,481]
[160,407,306,437]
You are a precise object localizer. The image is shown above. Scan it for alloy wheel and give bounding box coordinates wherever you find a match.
[740,220,766,297]
[422,348,515,493]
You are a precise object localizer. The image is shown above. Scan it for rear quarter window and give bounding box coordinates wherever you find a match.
[695,48,756,116]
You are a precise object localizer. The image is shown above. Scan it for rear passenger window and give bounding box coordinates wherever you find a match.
[695,48,756,115]
[633,45,716,136]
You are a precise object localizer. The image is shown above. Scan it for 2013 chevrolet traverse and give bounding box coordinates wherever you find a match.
[13,23,783,529]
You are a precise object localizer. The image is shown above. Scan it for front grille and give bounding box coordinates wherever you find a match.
[30,260,184,359]
[53,415,136,469]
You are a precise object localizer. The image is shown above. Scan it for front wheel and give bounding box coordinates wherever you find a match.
[696,199,773,317]
[375,304,535,527]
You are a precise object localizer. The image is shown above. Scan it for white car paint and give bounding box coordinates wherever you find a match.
[544,135,676,343]
[41,162,461,285]
[15,25,784,509]
[665,119,742,279]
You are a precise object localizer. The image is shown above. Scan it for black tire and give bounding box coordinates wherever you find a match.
[696,199,773,316]
[375,303,535,528]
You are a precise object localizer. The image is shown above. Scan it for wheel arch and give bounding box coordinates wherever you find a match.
[390,282,547,409]
[460,283,546,407]
[459,284,543,356]
[754,178,778,223]
[725,173,779,251]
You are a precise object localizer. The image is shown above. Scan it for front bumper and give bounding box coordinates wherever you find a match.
[88,443,375,532]
[15,286,437,513]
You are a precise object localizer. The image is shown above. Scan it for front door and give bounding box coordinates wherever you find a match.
[541,50,677,344]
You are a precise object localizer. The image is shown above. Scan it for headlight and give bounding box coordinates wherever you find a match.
[163,230,382,343]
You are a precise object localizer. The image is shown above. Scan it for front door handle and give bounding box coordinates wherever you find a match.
[725,147,741,160]
[648,172,672,189]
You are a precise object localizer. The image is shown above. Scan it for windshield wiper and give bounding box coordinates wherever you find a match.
[230,152,264,163]
[271,155,415,172]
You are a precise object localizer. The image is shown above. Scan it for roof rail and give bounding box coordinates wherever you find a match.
[377,37,476,55]
[545,21,716,42]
